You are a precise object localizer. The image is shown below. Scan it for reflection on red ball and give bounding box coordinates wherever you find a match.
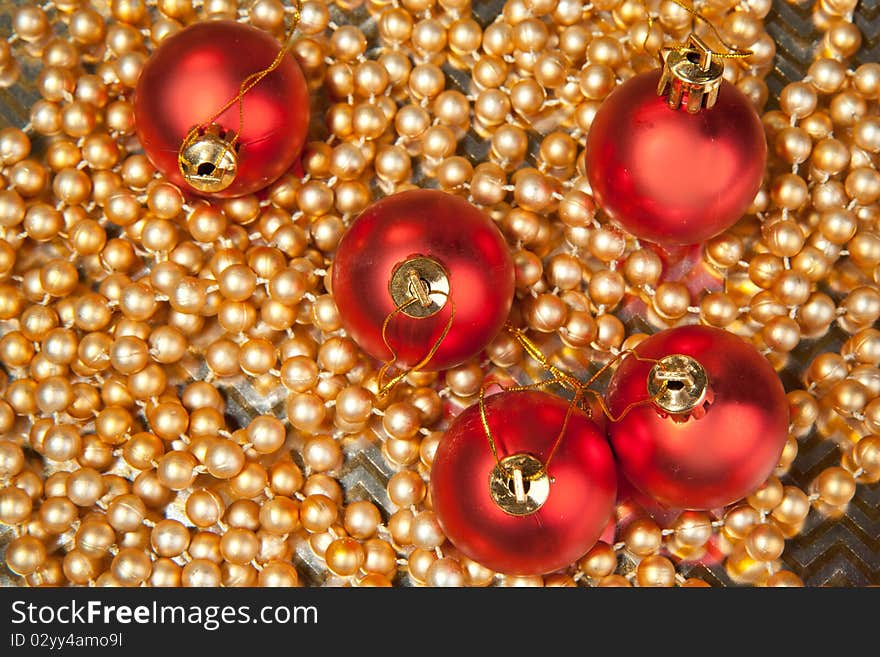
[431,390,617,575]
[586,70,766,246]
[332,190,515,371]
[606,325,789,510]
[134,21,309,197]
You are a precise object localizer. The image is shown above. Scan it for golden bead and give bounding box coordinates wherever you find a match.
[812,466,856,507]
[220,527,259,565]
[6,535,47,576]
[589,270,624,308]
[254,561,297,587]
[780,82,817,119]
[300,494,338,533]
[745,522,786,561]
[444,361,483,398]
[182,559,222,587]
[765,570,803,587]
[407,547,437,584]
[624,249,662,287]
[76,519,115,557]
[623,517,662,557]
[111,547,152,586]
[672,511,713,548]
[151,519,190,558]
[185,489,225,528]
[426,557,466,587]
[344,501,382,540]
[809,58,847,94]
[653,282,691,320]
[388,470,426,508]
[853,436,880,479]
[775,126,812,164]
[325,537,365,577]
[258,495,299,535]
[0,486,32,525]
[578,541,617,578]
[597,574,631,587]
[151,559,182,587]
[771,486,811,526]
[636,555,676,587]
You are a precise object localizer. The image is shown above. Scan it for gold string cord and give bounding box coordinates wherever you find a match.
[376,292,456,397]
[505,325,583,394]
[182,0,303,153]
[574,346,673,423]
[478,375,584,481]
[481,327,675,479]
[645,0,753,61]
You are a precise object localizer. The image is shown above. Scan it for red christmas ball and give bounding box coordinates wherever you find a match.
[332,190,515,371]
[134,21,309,198]
[431,390,617,575]
[585,69,766,246]
[605,325,789,510]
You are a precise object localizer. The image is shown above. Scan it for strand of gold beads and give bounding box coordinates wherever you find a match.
[0,0,877,588]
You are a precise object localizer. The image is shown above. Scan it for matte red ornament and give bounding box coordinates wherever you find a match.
[605,325,789,510]
[431,390,617,575]
[332,190,515,372]
[134,21,309,198]
[585,69,766,246]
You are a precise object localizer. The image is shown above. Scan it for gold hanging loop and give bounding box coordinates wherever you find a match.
[376,292,456,397]
[647,0,754,62]
[477,376,583,482]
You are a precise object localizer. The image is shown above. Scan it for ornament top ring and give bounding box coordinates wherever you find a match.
[134,21,310,198]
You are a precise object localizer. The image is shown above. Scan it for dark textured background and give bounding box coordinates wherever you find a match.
[0,0,878,586]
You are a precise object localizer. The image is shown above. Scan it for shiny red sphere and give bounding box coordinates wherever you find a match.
[332,190,515,371]
[431,390,617,575]
[606,325,789,510]
[585,70,766,246]
[134,21,309,197]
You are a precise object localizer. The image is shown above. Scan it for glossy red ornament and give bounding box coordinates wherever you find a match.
[605,325,789,510]
[585,69,766,246]
[134,21,309,197]
[431,390,617,575]
[332,190,515,371]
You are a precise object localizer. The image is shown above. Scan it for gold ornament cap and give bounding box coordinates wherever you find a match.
[647,354,709,414]
[178,124,238,193]
[657,34,723,113]
[488,453,551,516]
[388,256,450,319]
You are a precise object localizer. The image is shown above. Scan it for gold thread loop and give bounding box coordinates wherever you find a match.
[376,292,455,397]
[505,325,582,394]
[645,0,753,62]
[480,328,708,491]
[478,380,581,482]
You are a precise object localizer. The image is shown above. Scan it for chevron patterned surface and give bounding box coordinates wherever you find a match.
[0,0,878,587]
